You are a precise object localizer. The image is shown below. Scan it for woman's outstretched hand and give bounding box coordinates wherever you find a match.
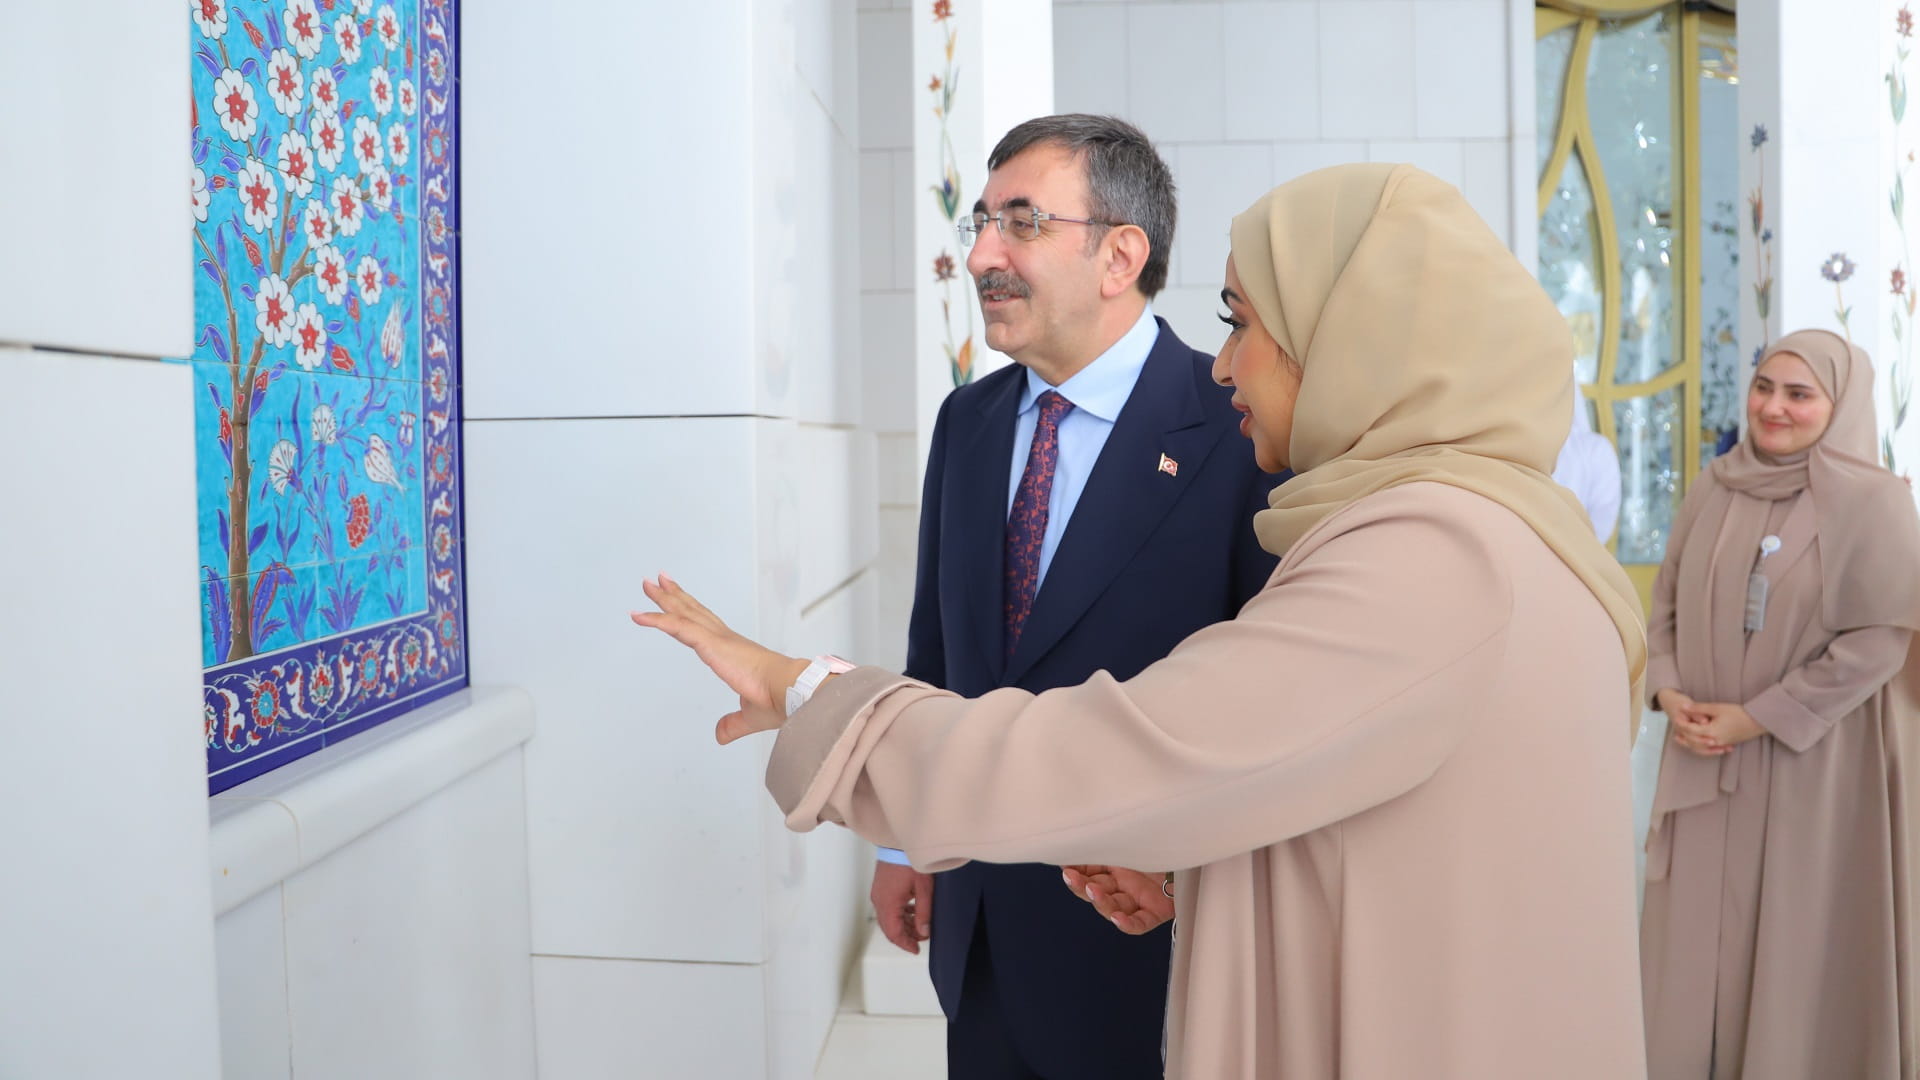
[631,574,809,745]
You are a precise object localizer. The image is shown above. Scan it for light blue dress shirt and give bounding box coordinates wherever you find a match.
[877,306,1159,868]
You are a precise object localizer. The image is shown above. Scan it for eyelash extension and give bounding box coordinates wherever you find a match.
[1217,312,1243,330]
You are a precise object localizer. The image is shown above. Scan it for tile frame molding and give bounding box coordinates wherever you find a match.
[208,685,534,915]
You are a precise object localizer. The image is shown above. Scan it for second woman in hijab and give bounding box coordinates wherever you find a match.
[635,163,1651,1079]
[1640,330,1920,1079]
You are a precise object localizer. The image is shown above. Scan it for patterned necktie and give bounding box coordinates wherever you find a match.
[1004,390,1075,660]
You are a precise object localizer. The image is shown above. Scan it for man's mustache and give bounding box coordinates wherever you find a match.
[975,271,1031,300]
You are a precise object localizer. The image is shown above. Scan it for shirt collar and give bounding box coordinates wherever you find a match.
[1018,305,1159,422]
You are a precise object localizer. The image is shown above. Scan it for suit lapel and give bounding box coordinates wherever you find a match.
[953,372,1024,681]
[1003,328,1221,684]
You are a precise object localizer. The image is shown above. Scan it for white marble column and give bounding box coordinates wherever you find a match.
[1740,0,1919,483]
[0,3,222,1075]
[911,0,1055,473]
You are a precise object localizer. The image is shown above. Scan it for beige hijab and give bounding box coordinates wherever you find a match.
[1230,163,1646,738]
[1702,330,1920,635]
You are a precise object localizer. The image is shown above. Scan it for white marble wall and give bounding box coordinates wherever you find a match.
[0,3,224,1076]
[1053,0,1533,341]
[861,0,922,674]
[211,728,537,1079]
[1738,0,1920,489]
[0,350,222,1080]
[0,3,190,357]
[463,0,875,1075]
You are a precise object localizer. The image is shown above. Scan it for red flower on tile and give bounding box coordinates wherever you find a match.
[193,0,226,38]
[1900,6,1913,37]
[312,67,338,113]
[326,174,360,231]
[285,0,323,57]
[346,493,371,548]
[315,246,349,305]
[370,66,395,116]
[251,679,281,727]
[377,6,401,48]
[312,114,345,171]
[933,252,957,282]
[1895,267,1908,296]
[932,0,952,21]
[240,160,278,232]
[356,644,382,691]
[309,660,336,705]
[336,14,362,62]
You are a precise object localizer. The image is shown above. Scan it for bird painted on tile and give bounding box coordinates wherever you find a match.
[363,433,403,491]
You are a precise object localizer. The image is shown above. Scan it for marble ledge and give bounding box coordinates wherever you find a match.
[208,685,536,915]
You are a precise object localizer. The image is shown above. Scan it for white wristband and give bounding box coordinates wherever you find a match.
[784,654,855,717]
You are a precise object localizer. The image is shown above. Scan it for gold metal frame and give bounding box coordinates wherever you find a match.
[1539,0,1735,16]
[1535,2,1733,605]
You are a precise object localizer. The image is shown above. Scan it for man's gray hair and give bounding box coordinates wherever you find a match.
[988,114,1177,298]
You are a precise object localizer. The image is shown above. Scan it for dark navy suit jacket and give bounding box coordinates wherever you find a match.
[904,318,1280,1072]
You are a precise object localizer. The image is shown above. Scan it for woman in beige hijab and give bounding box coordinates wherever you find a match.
[637,164,1650,1078]
[1640,330,1920,1079]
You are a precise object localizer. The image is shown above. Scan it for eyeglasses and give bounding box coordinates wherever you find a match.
[956,206,1118,248]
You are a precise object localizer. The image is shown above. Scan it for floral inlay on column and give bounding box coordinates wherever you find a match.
[1888,3,1916,471]
[926,0,974,387]
[1822,252,1858,344]
[1749,124,1775,363]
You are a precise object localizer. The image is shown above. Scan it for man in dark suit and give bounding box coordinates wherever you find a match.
[869,114,1279,1079]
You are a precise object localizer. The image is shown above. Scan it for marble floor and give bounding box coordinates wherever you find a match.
[814,966,944,1079]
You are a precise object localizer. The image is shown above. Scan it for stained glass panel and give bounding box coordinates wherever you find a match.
[1588,12,1678,386]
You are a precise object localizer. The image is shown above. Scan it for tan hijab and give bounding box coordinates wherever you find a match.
[1230,163,1647,738]
[1704,329,1920,635]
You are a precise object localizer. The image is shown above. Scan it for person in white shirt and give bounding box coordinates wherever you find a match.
[1554,389,1621,542]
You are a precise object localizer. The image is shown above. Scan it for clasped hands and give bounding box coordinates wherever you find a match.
[634,573,1175,935]
[1657,688,1765,756]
